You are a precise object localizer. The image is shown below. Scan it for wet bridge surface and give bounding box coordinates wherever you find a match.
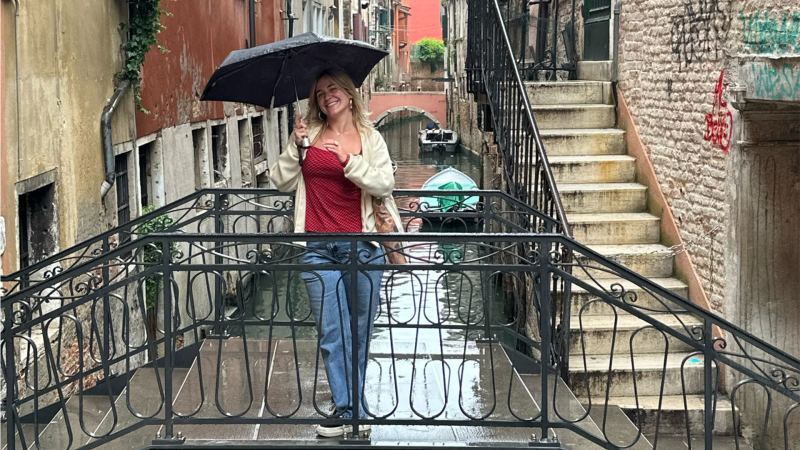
[21,338,617,449]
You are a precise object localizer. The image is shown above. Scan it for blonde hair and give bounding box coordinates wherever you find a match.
[306,69,373,139]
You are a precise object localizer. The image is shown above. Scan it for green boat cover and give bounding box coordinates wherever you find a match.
[436,181,464,211]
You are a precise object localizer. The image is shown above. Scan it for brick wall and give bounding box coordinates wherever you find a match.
[618,0,800,314]
[409,60,445,91]
[617,5,800,445]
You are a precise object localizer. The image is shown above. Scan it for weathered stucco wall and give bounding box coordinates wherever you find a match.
[1,0,136,275]
[136,0,286,137]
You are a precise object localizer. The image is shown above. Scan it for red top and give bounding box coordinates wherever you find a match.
[302,146,363,233]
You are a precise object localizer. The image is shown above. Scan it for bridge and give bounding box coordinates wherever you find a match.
[2,0,799,448]
[369,91,447,127]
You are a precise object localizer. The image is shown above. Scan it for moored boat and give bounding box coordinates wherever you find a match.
[420,167,479,212]
[418,128,459,152]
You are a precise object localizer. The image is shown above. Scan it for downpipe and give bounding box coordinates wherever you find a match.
[100,80,130,198]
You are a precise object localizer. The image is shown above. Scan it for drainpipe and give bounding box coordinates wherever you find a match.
[100,80,130,198]
[249,0,256,47]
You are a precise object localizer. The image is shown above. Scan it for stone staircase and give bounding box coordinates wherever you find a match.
[525,78,740,443]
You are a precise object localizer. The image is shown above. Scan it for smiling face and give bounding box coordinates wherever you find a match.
[315,75,351,119]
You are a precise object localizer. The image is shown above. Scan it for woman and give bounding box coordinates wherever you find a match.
[270,69,401,437]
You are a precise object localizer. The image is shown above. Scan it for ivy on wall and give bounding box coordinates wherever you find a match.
[116,0,174,113]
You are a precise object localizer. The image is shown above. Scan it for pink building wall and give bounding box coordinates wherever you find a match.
[369,93,447,127]
[406,0,442,44]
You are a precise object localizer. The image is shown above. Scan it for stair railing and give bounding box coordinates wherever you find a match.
[466,0,574,376]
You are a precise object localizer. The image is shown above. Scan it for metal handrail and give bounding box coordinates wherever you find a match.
[493,0,571,238]
[466,0,571,238]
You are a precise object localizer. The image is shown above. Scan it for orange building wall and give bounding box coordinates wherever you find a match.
[136,0,284,138]
[405,0,442,44]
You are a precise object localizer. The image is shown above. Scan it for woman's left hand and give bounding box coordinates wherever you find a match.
[321,139,349,164]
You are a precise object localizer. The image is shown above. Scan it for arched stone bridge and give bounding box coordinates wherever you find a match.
[369,92,447,127]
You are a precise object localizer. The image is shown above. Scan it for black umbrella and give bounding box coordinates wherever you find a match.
[200,32,388,109]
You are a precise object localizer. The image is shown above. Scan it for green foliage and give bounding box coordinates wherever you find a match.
[417,38,445,71]
[139,205,175,309]
[374,74,391,91]
[116,0,174,114]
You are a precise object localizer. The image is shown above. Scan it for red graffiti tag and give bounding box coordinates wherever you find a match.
[704,70,733,153]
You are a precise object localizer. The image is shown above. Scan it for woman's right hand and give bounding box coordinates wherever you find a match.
[294,114,308,147]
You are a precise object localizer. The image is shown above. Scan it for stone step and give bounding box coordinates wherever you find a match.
[531,105,615,130]
[570,313,701,355]
[648,435,753,449]
[568,277,690,317]
[578,61,613,81]
[568,213,661,245]
[549,155,636,184]
[577,244,675,280]
[89,366,193,449]
[605,395,736,437]
[578,399,654,449]
[541,128,627,156]
[29,383,119,449]
[569,353,712,398]
[525,81,613,105]
[518,374,653,449]
[559,183,647,214]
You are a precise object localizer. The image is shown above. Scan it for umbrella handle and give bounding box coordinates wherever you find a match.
[298,137,310,166]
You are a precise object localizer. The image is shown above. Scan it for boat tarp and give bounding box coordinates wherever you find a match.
[436,181,465,211]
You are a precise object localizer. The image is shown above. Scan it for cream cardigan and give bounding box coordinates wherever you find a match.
[269,125,404,235]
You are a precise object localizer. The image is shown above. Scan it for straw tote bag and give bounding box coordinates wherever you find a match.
[372,196,407,264]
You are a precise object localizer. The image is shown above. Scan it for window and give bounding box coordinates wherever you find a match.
[309,2,327,34]
[18,182,57,269]
[277,110,285,151]
[137,143,152,209]
[211,124,228,185]
[193,128,209,190]
[238,118,253,187]
[252,115,265,163]
[116,153,131,225]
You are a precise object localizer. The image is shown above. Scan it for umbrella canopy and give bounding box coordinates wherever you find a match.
[201,32,388,108]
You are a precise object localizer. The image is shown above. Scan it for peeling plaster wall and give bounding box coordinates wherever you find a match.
[1,0,135,274]
[136,0,289,138]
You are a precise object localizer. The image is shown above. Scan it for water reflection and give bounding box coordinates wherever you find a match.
[378,113,482,191]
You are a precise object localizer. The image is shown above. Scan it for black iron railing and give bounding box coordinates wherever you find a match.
[3,190,800,449]
[466,0,574,377]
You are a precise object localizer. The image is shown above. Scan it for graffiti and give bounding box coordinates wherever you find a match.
[749,62,800,101]
[704,71,733,154]
[667,79,674,97]
[670,0,732,70]
[740,11,800,54]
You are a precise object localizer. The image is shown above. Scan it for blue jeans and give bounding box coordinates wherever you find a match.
[301,240,385,419]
